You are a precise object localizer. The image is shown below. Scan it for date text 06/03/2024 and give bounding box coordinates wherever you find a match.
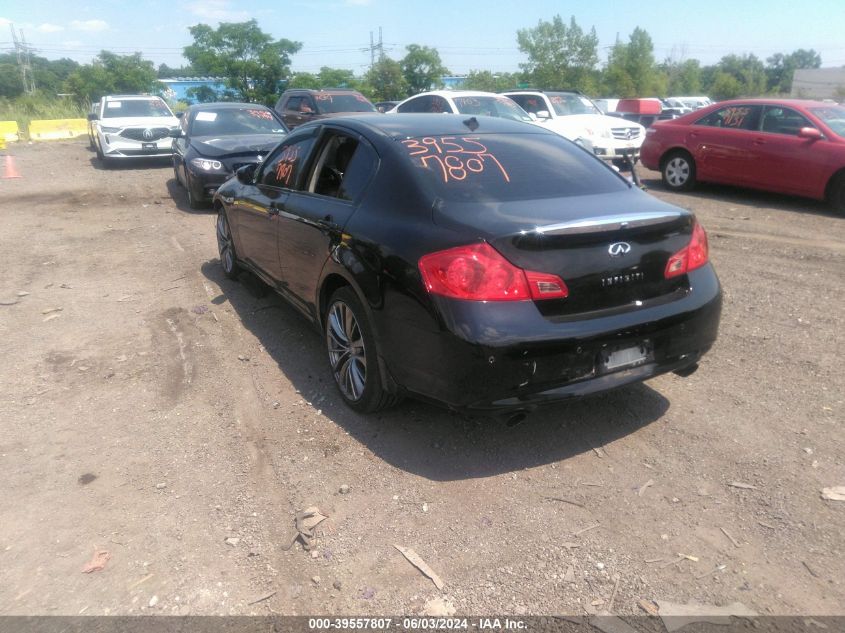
[307,617,527,630]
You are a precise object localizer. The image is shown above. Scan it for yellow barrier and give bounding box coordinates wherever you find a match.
[0,121,19,148]
[28,118,88,141]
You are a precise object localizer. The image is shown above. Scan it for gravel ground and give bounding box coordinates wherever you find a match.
[0,140,842,617]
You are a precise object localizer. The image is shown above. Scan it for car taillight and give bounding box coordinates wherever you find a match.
[419,243,568,302]
[665,220,709,278]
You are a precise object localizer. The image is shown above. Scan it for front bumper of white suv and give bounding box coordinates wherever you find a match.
[97,125,174,158]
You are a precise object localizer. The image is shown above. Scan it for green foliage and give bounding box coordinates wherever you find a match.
[287,73,320,90]
[0,53,80,98]
[183,20,301,106]
[462,70,520,92]
[603,28,665,97]
[185,85,223,103]
[516,15,599,92]
[363,57,407,101]
[63,51,161,103]
[400,45,449,96]
[663,59,703,96]
[708,71,744,100]
[157,63,197,78]
[712,54,767,97]
[0,94,86,137]
[766,49,821,94]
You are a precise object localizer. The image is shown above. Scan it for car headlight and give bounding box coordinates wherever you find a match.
[190,158,224,171]
[100,126,121,133]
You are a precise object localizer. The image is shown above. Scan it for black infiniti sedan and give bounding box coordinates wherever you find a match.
[213,114,721,418]
[171,103,287,208]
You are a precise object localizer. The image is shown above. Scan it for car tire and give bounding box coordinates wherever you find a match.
[216,208,240,280]
[828,174,845,215]
[173,160,182,187]
[185,172,203,209]
[325,287,397,413]
[662,150,696,191]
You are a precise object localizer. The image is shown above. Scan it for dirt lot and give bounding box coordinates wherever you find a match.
[0,140,843,618]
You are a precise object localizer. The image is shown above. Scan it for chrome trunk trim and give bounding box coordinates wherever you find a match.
[533,211,684,236]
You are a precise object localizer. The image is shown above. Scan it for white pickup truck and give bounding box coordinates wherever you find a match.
[502,90,645,164]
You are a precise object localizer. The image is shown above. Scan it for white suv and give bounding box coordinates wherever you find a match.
[88,95,179,165]
[502,90,645,162]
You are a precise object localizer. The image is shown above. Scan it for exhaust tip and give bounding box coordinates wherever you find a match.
[674,362,699,378]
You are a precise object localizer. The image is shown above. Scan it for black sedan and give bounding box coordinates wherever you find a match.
[171,103,287,208]
[213,114,721,419]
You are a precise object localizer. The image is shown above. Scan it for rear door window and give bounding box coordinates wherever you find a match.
[760,106,814,136]
[307,132,378,201]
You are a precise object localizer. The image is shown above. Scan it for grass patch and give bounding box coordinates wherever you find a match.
[0,95,88,138]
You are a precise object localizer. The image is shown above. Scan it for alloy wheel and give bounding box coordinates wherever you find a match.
[326,301,367,401]
[216,211,235,276]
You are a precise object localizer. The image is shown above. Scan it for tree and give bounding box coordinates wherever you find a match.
[363,57,407,101]
[286,72,320,89]
[708,71,743,100]
[0,63,23,98]
[663,59,703,96]
[462,70,520,92]
[713,54,767,96]
[317,67,358,89]
[516,15,599,92]
[184,20,301,105]
[766,49,821,94]
[400,45,449,96]
[603,28,665,97]
[63,51,160,103]
[158,63,197,78]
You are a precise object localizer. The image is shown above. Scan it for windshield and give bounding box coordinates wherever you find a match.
[452,96,533,122]
[808,106,845,137]
[314,93,376,114]
[399,132,627,203]
[103,99,173,118]
[548,93,602,116]
[190,108,287,136]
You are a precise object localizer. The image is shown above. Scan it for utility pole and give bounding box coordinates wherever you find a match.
[10,24,36,94]
[367,27,384,69]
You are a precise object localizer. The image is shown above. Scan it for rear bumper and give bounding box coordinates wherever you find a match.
[380,265,721,411]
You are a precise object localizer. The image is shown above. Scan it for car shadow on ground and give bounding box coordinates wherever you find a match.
[87,154,172,172]
[165,177,213,215]
[200,261,671,482]
[640,173,836,217]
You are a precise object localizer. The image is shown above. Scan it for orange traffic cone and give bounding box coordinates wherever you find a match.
[2,155,21,179]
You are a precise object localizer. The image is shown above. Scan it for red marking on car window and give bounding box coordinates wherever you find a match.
[315,94,334,102]
[550,96,564,104]
[722,107,750,128]
[355,95,369,103]
[454,97,481,107]
[275,145,300,186]
[401,136,510,183]
[246,109,273,120]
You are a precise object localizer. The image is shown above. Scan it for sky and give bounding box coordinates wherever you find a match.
[1,0,844,76]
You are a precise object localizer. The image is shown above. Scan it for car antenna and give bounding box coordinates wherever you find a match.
[462,116,479,132]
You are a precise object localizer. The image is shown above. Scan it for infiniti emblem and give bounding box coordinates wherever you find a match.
[142,128,154,140]
[608,242,632,257]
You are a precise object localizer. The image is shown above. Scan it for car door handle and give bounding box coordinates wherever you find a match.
[753,138,766,145]
[268,204,280,216]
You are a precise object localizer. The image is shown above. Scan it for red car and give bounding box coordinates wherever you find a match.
[640,99,845,214]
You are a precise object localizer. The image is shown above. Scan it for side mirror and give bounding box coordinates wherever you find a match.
[236,163,257,184]
[176,112,184,119]
[799,127,822,140]
[87,113,98,121]
[168,128,183,138]
[527,112,538,121]
[536,110,551,120]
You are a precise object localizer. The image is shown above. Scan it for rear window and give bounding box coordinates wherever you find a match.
[399,133,628,202]
[103,99,172,118]
[314,94,376,114]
